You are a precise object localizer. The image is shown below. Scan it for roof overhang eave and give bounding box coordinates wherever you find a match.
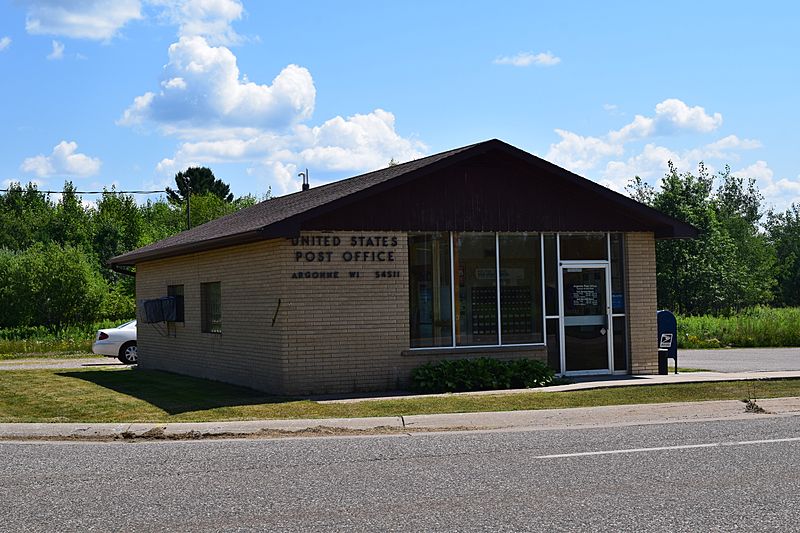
[107,228,277,266]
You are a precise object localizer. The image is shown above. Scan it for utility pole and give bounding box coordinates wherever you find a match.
[185,175,191,230]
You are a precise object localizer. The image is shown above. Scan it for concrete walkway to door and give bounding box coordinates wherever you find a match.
[678,347,800,373]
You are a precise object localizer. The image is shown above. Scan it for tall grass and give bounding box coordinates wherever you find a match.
[0,320,124,356]
[677,307,800,349]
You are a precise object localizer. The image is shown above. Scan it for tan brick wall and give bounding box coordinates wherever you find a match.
[280,232,408,394]
[135,240,286,392]
[625,232,658,374]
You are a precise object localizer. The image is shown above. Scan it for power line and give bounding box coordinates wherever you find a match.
[0,189,166,195]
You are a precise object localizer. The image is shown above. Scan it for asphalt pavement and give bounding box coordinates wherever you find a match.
[679,347,800,372]
[2,416,799,532]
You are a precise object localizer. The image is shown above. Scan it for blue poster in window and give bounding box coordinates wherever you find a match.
[612,293,624,310]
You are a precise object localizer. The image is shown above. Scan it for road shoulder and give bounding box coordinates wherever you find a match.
[2,396,799,442]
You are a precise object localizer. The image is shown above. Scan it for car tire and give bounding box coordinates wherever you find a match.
[118,342,138,365]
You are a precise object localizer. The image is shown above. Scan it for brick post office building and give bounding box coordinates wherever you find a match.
[110,139,696,395]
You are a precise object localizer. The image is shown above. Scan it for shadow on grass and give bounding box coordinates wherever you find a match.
[57,368,294,415]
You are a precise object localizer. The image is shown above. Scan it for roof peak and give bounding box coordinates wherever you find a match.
[109,139,697,265]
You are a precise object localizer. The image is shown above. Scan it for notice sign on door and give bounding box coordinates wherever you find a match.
[571,284,599,307]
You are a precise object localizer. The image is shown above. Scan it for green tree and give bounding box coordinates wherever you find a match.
[0,182,53,250]
[714,167,775,307]
[0,250,14,327]
[187,192,261,228]
[140,198,185,243]
[166,167,233,204]
[0,177,266,328]
[0,243,107,327]
[629,162,776,315]
[767,204,800,306]
[92,189,145,280]
[49,182,92,250]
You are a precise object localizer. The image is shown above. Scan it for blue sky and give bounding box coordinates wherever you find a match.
[1,1,798,210]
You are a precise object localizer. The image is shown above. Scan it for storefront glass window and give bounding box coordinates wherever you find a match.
[499,233,543,344]
[543,234,558,316]
[454,232,497,346]
[559,233,607,260]
[408,233,453,348]
[610,233,625,314]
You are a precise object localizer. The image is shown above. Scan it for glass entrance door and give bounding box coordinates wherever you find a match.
[561,266,611,373]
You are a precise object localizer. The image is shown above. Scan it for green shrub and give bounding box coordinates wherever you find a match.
[100,282,135,322]
[411,357,556,393]
[0,243,108,328]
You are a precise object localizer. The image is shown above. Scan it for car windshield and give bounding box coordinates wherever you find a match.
[117,320,136,328]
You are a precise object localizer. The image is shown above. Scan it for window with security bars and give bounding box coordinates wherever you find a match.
[201,282,222,334]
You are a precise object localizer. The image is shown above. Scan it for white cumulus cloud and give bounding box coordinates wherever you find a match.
[602,144,689,191]
[24,0,142,41]
[734,161,800,210]
[654,98,723,133]
[0,36,11,51]
[608,99,723,144]
[549,98,728,180]
[493,51,560,67]
[545,129,623,172]
[152,0,244,44]
[156,109,427,194]
[118,36,315,133]
[119,1,424,196]
[47,40,64,60]
[294,109,426,172]
[20,141,102,178]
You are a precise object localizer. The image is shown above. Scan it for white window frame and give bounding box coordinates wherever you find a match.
[409,231,626,368]
[411,231,546,350]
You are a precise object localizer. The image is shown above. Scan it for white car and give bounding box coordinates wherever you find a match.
[92,320,137,364]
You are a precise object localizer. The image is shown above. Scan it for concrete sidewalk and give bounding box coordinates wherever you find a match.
[316,370,800,403]
[2,395,799,441]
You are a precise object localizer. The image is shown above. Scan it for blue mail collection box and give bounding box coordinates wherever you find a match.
[657,310,678,374]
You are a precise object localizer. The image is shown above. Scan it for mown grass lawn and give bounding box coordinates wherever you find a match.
[1,367,799,423]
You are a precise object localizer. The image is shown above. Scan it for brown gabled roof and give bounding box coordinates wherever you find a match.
[110,139,697,266]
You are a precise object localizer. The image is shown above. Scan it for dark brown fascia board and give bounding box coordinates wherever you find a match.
[268,139,698,240]
[108,229,270,266]
[496,144,699,237]
[253,141,505,238]
[492,141,699,238]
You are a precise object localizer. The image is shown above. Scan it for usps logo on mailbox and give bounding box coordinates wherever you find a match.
[660,333,673,349]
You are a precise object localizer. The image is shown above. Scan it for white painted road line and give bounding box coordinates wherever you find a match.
[535,436,800,459]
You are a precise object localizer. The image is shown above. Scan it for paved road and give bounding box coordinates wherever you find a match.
[2,416,799,532]
[679,347,800,372]
[0,356,124,370]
